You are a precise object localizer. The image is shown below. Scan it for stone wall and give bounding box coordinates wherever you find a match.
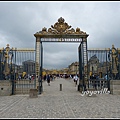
[0,80,12,96]
[110,80,120,95]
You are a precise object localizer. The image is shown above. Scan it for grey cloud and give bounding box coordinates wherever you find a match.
[0,1,120,69]
[43,43,79,69]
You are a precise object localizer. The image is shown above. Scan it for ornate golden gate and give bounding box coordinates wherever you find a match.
[34,17,89,94]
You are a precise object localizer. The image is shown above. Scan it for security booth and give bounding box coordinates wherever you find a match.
[34,17,89,94]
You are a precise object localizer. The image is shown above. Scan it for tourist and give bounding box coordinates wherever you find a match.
[46,74,50,86]
[73,74,79,87]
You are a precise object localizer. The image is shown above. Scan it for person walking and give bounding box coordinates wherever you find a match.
[73,74,79,87]
[43,74,46,81]
[46,74,50,86]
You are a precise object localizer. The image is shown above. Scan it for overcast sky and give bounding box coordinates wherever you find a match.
[0,1,120,69]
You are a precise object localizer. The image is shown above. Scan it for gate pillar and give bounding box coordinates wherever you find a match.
[83,38,88,91]
[35,37,41,89]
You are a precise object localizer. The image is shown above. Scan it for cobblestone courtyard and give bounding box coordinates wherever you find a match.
[0,78,120,119]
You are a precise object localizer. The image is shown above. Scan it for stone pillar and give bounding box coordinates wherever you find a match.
[0,80,12,96]
[35,37,41,89]
[110,80,120,95]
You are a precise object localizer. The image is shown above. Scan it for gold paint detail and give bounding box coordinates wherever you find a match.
[35,17,87,35]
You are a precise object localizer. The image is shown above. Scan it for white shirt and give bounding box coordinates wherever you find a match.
[74,75,78,81]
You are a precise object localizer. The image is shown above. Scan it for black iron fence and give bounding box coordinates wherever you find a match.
[87,46,120,91]
[88,79,110,90]
[0,46,36,94]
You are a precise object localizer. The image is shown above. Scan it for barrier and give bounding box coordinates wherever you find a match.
[29,89,38,98]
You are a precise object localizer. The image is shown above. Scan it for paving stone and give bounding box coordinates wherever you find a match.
[0,78,120,118]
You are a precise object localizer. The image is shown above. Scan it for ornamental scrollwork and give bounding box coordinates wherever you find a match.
[37,17,87,35]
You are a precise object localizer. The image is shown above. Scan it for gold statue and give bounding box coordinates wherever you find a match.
[111,45,118,78]
[2,44,13,78]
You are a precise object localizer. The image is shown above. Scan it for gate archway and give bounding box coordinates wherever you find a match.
[34,17,89,94]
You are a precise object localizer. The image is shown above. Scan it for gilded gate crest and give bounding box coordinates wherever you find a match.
[36,17,87,35]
